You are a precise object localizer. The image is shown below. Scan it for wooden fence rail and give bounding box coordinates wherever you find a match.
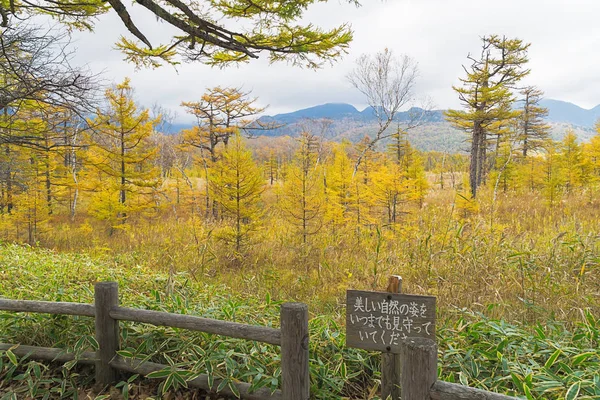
[0,281,519,400]
[0,299,95,317]
[0,281,308,400]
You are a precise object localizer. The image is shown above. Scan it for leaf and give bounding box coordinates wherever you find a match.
[217,378,229,393]
[117,350,134,358]
[544,349,561,369]
[572,352,595,366]
[228,380,241,398]
[523,384,535,400]
[511,372,524,392]
[6,350,18,366]
[458,371,468,386]
[147,369,172,379]
[32,363,41,379]
[162,374,175,394]
[534,325,546,340]
[173,372,188,389]
[565,381,581,400]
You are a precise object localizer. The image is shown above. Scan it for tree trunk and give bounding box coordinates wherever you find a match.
[44,135,52,215]
[469,122,481,198]
[120,129,127,221]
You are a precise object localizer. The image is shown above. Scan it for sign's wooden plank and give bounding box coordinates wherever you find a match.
[346,290,436,353]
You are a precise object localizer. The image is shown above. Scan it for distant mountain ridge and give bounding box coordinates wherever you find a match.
[539,99,600,127]
[163,99,599,152]
[263,103,360,122]
[260,99,600,129]
[258,103,446,128]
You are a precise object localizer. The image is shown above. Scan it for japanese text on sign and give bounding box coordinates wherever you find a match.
[346,290,436,353]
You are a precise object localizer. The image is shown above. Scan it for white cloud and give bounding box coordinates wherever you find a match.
[69,0,600,121]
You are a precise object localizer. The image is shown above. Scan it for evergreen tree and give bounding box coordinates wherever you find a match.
[518,87,550,157]
[446,35,530,197]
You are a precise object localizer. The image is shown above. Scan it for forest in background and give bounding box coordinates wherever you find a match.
[2,70,600,320]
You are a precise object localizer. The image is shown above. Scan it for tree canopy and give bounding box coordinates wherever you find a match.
[4,0,356,68]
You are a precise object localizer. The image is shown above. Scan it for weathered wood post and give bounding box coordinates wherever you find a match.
[381,275,402,400]
[400,337,437,400]
[280,302,309,400]
[94,281,120,386]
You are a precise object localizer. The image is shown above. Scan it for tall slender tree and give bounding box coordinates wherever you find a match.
[210,133,264,252]
[279,132,324,246]
[558,130,586,194]
[446,35,530,197]
[518,86,550,157]
[86,78,161,227]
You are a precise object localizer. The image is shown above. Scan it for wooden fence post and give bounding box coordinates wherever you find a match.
[381,275,402,400]
[280,302,309,400]
[400,337,437,400]
[94,281,120,386]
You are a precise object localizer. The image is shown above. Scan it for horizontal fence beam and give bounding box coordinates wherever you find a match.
[0,299,95,317]
[0,343,282,400]
[110,306,281,345]
[0,343,96,364]
[111,356,283,400]
[431,381,519,400]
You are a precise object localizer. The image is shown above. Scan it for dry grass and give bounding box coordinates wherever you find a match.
[13,185,598,326]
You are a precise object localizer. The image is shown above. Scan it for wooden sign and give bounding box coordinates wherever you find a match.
[346,290,436,353]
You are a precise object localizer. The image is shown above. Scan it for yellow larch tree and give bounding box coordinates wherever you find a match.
[582,122,600,202]
[370,159,406,225]
[278,132,325,247]
[85,78,161,229]
[325,141,355,233]
[542,141,564,207]
[558,130,587,194]
[0,105,54,243]
[210,133,264,252]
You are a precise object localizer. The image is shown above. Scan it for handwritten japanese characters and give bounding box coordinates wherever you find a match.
[346,290,436,353]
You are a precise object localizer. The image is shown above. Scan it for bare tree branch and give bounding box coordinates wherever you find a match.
[347,49,422,175]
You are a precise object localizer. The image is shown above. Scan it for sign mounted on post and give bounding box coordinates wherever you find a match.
[346,290,436,353]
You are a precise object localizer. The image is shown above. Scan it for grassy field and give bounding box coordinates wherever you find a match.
[31,187,600,323]
[1,186,600,399]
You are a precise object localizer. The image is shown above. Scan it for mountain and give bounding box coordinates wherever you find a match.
[261,100,600,128]
[259,103,445,126]
[540,99,600,127]
[262,103,360,123]
[164,99,599,153]
[255,104,458,151]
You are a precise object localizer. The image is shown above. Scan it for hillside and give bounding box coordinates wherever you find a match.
[165,99,598,152]
[540,99,600,127]
[253,100,596,152]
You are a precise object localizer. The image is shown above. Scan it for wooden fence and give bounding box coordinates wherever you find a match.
[0,282,307,400]
[0,281,517,400]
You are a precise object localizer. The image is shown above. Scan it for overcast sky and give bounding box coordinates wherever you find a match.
[70,0,600,122]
